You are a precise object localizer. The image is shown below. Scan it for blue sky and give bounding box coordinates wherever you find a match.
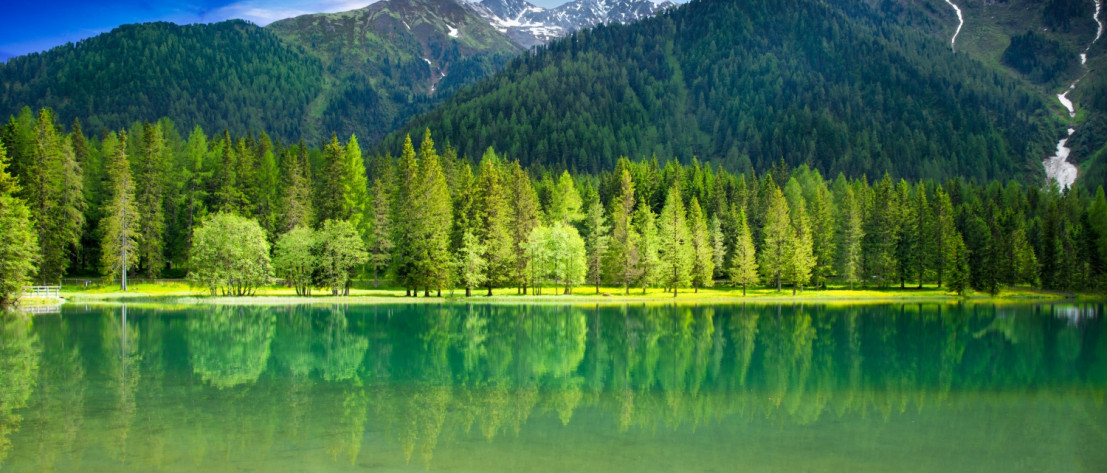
[0,0,579,61]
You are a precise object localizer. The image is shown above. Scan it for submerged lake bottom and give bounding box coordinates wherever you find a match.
[1,302,1104,472]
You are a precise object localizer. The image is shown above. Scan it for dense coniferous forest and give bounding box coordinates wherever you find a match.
[2,109,1105,304]
[384,0,1060,181]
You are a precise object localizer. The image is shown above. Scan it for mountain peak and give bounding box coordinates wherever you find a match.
[464,0,668,48]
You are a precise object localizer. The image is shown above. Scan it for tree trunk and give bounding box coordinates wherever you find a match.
[776,273,781,292]
[406,288,411,297]
[487,284,493,296]
[742,284,746,296]
[466,287,471,297]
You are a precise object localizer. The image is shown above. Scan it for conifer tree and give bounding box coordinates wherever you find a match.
[709,216,726,280]
[366,177,393,288]
[947,233,970,295]
[451,161,475,252]
[727,206,757,295]
[806,181,835,289]
[658,183,692,296]
[212,131,245,214]
[255,132,280,238]
[785,199,815,295]
[280,143,314,232]
[548,170,583,225]
[758,182,791,292]
[26,108,84,283]
[316,134,346,224]
[864,174,899,287]
[473,148,514,295]
[509,161,542,293]
[135,121,167,277]
[835,185,864,290]
[99,132,140,289]
[583,200,610,294]
[688,197,714,292]
[909,183,932,288]
[413,129,452,296]
[894,179,914,288]
[391,135,419,295]
[0,141,39,306]
[182,126,211,252]
[342,134,371,240]
[604,169,640,294]
[930,185,956,287]
[633,203,660,294]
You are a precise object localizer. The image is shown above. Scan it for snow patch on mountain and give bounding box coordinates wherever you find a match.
[464,0,672,48]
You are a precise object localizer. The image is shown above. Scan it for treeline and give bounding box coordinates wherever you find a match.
[2,108,1107,302]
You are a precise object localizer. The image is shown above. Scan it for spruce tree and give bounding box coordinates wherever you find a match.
[548,170,583,225]
[182,126,211,253]
[254,132,280,239]
[0,141,39,306]
[473,148,514,295]
[604,169,640,294]
[315,134,346,224]
[835,185,864,290]
[633,203,660,294]
[99,132,141,289]
[367,177,393,288]
[864,174,899,287]
[785,199,815,295]
[930,185,956,288]
[709,216,726,280]
[688,197,714,292]
[342,134,371,240]
[391,135,419,295]
[583,200,610,294]
[413,129,452,296]
[280,143,314,232]
[25,108,84,283]
[909,183,931,288]
[758,182,791,292]
[457,229,487,297]
[135,121,167,277]
[947,233,970,295]
[727,206,758,296]
[509,161,542,294]
[658,183,692,296]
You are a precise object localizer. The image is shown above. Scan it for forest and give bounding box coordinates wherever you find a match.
[1,107,1106,305]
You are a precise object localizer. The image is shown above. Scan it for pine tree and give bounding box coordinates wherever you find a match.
[807,180,835,289]
[894,179,914,288]
[391,135,419,295]
[930,185,956,288]
[509,161,542,293]
[25,108,84,283]
[366,177,393,288]
[99,131,141,289]
[548,170,583,225]
[864,174,899,287]
[182,126,211,254]
[658,183,692,296]
[727,206,757,295]
[758,182,791,292]
[785,199,815,295]
[603,169,640,294]
[835,185,864,290]
[0,141,39,306]
[688,197,714,292]
[473,148,514,296]
[947,233,970,296]
[254,132,280,239]
[280,143,314,233]
[342,134,371,240]
[583,200,610,294]
[212,131,245,214]
[413,129,452,296]
[709,215,726,280]
[135,121,167,277]
[316,134,346,224]
[633,203,660,294]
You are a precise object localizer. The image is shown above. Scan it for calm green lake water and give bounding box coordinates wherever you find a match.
[1,302,1104,472]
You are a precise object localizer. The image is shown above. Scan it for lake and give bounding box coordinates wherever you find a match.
[1,302,1104,472]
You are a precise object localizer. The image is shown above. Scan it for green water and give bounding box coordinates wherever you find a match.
[1,302,1105,472]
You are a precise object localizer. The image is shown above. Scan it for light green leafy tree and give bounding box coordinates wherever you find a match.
[727,206,757,295]
[632,203,660,294]
[759,182,791,292]
[688,197,714,292]
[317,219,368,296]
[273,225,316,296]
[457,229,487,297]
[0,142,39,306]
[658,183,693,296]
[583,200,610,294]
[189,212,271,296]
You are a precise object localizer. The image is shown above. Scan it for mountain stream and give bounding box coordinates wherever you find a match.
[1044,0,1103,189]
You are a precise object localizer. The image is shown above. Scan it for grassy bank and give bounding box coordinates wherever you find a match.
[52,280,1089,306]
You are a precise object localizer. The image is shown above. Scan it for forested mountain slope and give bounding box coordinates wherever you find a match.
[0,21,324,141]
[0,0,522,143]
[385,0,1061,182]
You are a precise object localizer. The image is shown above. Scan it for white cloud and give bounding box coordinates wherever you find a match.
[203,0,381,25]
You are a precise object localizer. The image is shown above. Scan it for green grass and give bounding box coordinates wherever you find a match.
[57,281,1083,306]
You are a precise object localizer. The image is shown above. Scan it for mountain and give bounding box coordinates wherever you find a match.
[0,21,324,141]
[383,0,1060,183]
[0,0,521,143]
[267,0,521,141]
[464,0,675,47]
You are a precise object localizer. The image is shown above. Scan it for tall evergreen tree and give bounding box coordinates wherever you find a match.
[633,203,660,294]
[835,185,864,290]
[509,161,542,294]
[473,148,514,295]
[548,170,583,225]
[280,143,314,233]
[930,185,956,288]
[583,200,610,294]
[785,199,815,295]
[212,131,245,214]
[413,129,452,296]
[366,177,393,288]
[391,135,419,295]
[25,108,84,283]
[864,174,899,287]
[604,169,640,294]
[182,126,211,254]
[0,141,39,305]
[456,229,487,297]
[134,121,167,277]
[709,216,726,280]
[254,132,280,239]
[315,134,346,224]
[758,182,791,292]
[99,132,140,289]
[727,206,758,295]
[909,182,932,288]
[688,197,714,292]
[342,134,371,240]
[658,183,692,296]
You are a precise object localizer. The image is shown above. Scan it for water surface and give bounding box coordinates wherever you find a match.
[1,302,1104,472]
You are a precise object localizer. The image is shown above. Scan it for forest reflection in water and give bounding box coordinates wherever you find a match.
[1,302,1105,472]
